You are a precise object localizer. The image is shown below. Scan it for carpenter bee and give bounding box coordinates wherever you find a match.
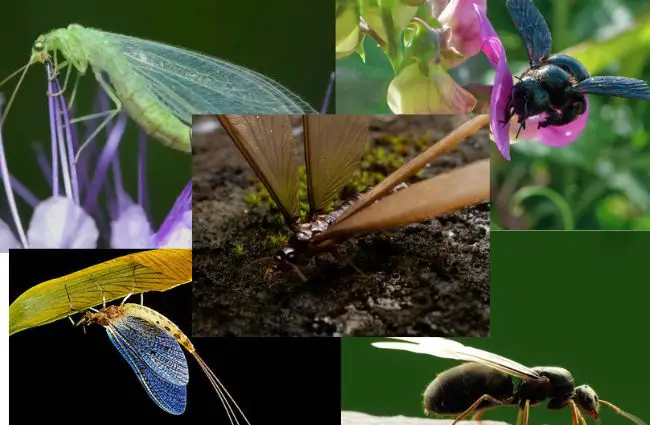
[504,0,650,137]
[372,337,645,425]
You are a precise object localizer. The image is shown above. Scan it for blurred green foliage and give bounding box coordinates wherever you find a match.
[491,0,650,230]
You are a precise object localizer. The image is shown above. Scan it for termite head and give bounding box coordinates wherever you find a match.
[272,246,298,272]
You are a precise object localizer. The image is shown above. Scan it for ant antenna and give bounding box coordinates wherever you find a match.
[599,400,646,425]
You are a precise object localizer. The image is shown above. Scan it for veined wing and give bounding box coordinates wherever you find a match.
[316,160,489,243]
[9,249,191,335]
[106,326,187,415]
[100,30,316,120]
[506,0,552,64]
[571,76,650,99]
[110,314,190,386]
[218,115,301,225]
[372,337,542,381]
[303,115,370,214]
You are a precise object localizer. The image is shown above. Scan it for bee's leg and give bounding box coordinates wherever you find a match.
[452,394,504,425]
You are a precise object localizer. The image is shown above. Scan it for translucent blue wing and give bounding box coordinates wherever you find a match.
[571,76,650,99]
[107,327,187,415]
[506,0,552,64]
[109,315,189,386]
[96,29,317,120]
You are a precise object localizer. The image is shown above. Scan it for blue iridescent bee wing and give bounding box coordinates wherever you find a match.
[571,76,650,100]
[110,315,190,386]
[105,319,189,415]
[506,0,552,64]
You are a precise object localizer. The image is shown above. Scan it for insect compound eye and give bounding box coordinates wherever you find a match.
[33,41,44,52]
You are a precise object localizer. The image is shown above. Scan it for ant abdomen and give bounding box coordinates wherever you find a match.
[424,363,513,415]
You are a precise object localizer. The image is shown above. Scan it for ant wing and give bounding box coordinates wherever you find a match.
[218,115,301,226]
[506,0,552,65]
[303,115,371,216]
[372,337,543,382]
[571,76,650,100]
[313,160,488,244]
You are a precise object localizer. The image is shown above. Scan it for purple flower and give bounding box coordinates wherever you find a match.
[0,66,191,250]
[474,5,589,160]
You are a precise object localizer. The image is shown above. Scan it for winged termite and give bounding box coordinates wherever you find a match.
[9,249,192,335]
[216,114,489,278]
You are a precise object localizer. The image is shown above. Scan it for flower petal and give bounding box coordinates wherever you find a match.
[0,219,22,251]
[156,211,192,249]
[439,0,487,59]
[475,4,513,160]
[110,204,155,248]
[388,62,477,114]
[513,99,590,147]
[27,196,99,248]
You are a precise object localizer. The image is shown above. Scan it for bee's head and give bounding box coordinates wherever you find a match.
[512,77,550,121]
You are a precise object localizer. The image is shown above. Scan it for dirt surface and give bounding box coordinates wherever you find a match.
[192,115,490,336]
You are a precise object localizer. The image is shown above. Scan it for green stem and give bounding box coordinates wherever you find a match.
[510,186,575,230]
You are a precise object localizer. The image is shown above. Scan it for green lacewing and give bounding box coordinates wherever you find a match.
[1,24,316,158]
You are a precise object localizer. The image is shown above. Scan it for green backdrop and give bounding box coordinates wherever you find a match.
[0,0,333,227]
[342,231,649,425]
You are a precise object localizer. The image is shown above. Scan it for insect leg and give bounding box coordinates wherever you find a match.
[48,62,71,96]
[452,394,505,425]
[522,399,530,425]
[71,72,122,163]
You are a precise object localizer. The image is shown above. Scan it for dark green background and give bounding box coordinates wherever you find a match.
[343,231,649,425]
[0,0,333,227]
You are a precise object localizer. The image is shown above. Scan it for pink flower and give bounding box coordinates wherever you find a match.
[438,0,487,60]
[474,5,589,160]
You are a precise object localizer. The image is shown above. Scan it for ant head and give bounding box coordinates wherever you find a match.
[574,385,600,420]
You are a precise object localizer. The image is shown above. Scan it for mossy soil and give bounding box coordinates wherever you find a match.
[192,115,490,336]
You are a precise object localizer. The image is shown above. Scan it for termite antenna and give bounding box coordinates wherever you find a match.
[0,61,32,128]
[289,262,308,283]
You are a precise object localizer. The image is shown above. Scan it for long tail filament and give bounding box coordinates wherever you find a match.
[192,352,252,425]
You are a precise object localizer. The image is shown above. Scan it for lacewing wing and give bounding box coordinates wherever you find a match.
[9,249,192,335]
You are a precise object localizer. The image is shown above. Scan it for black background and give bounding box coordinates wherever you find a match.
[10,250,341,423]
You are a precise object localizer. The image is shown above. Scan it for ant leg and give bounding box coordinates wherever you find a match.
[522,399,530,425]
[120,293,133,306]
[472,405,501,421]
[452,394,504,425]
